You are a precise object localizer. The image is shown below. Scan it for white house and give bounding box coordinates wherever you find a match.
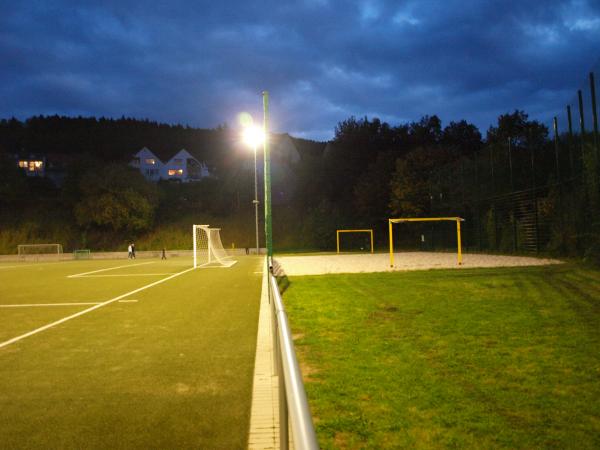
[162,149,210,182]
[129,147,209,183]
[129,147,162,182]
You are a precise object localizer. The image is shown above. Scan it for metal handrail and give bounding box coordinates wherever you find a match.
[269,272,319,450]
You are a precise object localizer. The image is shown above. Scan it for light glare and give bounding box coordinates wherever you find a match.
[243,126,264,148]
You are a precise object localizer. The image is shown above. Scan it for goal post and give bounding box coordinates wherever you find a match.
[17,244,63,260]
[388,217,464,267]
[336,229,374,253]
[193,224,236,268]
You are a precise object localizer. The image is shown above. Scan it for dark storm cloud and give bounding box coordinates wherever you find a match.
[1,0,598,140]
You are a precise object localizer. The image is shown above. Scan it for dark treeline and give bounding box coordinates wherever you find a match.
[0,115,234,166]
[0,113,598,262]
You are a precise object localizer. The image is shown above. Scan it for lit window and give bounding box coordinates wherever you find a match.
[168,169,184,176]
[18,160,28,168]
[145,158,156,165]
[26,161,43,171]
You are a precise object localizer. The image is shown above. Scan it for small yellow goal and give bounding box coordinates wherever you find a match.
[336,229,374,253]
[388,217,464,267]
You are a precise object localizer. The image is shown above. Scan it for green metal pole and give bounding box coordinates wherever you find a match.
[578,90,586,133]
[578,89,586,154]
[508,137,514,190]
[590,72,599,176]
[262,91,273,262]
[553,117,560,182]
[567,105,574,175]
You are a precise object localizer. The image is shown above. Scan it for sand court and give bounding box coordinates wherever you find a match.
[275,252,562,276]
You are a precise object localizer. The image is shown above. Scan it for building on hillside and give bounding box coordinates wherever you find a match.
[129,147,162,182]
[162,149,210,181]
[14,152,72,187]
[129,147,210,183]
[15,154,45,177]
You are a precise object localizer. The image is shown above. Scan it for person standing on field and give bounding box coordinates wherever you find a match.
[161,247,167,260]
[131,243,136,259]
[128,243,133,259]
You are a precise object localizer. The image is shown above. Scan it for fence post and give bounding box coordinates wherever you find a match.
[590,73,599,168]
[590,73,600,200]
[567,105,575,175]
[507,137,517,252]
[553,117,560,182]
[578,89,586,168]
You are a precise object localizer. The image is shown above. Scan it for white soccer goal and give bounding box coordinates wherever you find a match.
[17,243,63,260]
[193,225,236,268]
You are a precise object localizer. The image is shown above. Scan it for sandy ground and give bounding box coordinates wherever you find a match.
[274,252,562,276]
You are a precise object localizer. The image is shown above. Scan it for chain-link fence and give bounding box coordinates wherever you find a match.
[427,63,600,258]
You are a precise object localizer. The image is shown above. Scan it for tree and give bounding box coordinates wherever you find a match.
[389,147,450,216]
[441,120,482,157]
[486,110,548,147]
[353,151,396,220]
[409,115,442,148]
[74,164,158,232]
[0,145,27,212]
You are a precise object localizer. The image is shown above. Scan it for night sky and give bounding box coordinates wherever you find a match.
[1,1,599,140]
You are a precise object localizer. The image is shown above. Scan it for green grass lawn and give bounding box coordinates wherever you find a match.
[0,256,262,449]
[282,264,600,449]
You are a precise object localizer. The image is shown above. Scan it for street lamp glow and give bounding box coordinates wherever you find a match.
[242,126,264,149]
[242,124,263,257]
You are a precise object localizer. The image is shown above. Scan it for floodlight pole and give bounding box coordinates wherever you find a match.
[253,143,259,255]
[263,91,273,266]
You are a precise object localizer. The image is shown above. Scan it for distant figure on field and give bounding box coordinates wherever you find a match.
[128,243,133,259]
[245,247,249,255]
[131,243,136,259]
[161,247,167,260]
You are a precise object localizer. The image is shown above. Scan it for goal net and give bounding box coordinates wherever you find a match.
[388,217,464,267]
[193,225,236,268]
[336,229,374,253]
[73,249,91,260]
[17,244,63,260]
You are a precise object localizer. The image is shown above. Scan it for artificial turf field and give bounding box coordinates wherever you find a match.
[0,256,263,449]
[282,263,600,449]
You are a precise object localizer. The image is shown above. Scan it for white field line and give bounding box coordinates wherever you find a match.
[0,261,78,270]
[67,261,154,278]
[0,266,195,350]
[199,261,238,269]
[75,273,175,277]
[118,299,138,303]
[0,302,101,308]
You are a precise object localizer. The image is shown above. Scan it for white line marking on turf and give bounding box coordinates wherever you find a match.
[0,302,102,308]
[0,266,196,349]
[118,299,138,303]
[76,273,175,277]
[67,262,154,278]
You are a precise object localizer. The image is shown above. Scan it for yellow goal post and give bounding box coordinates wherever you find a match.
[388,217,465,267]
[336,229,374,253]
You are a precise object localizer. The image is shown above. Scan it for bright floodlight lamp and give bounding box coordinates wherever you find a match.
[242,126,264,148]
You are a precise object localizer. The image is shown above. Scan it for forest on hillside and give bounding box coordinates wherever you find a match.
[0,113,598,263]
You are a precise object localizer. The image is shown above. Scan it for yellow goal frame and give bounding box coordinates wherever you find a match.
[388,217,464,267]
[336,229,374,253]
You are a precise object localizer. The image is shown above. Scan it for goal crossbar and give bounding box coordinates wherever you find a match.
[336,229,374,253]
[388,217,464,266]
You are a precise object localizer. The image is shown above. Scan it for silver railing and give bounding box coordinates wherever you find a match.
[269,272,319,450]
